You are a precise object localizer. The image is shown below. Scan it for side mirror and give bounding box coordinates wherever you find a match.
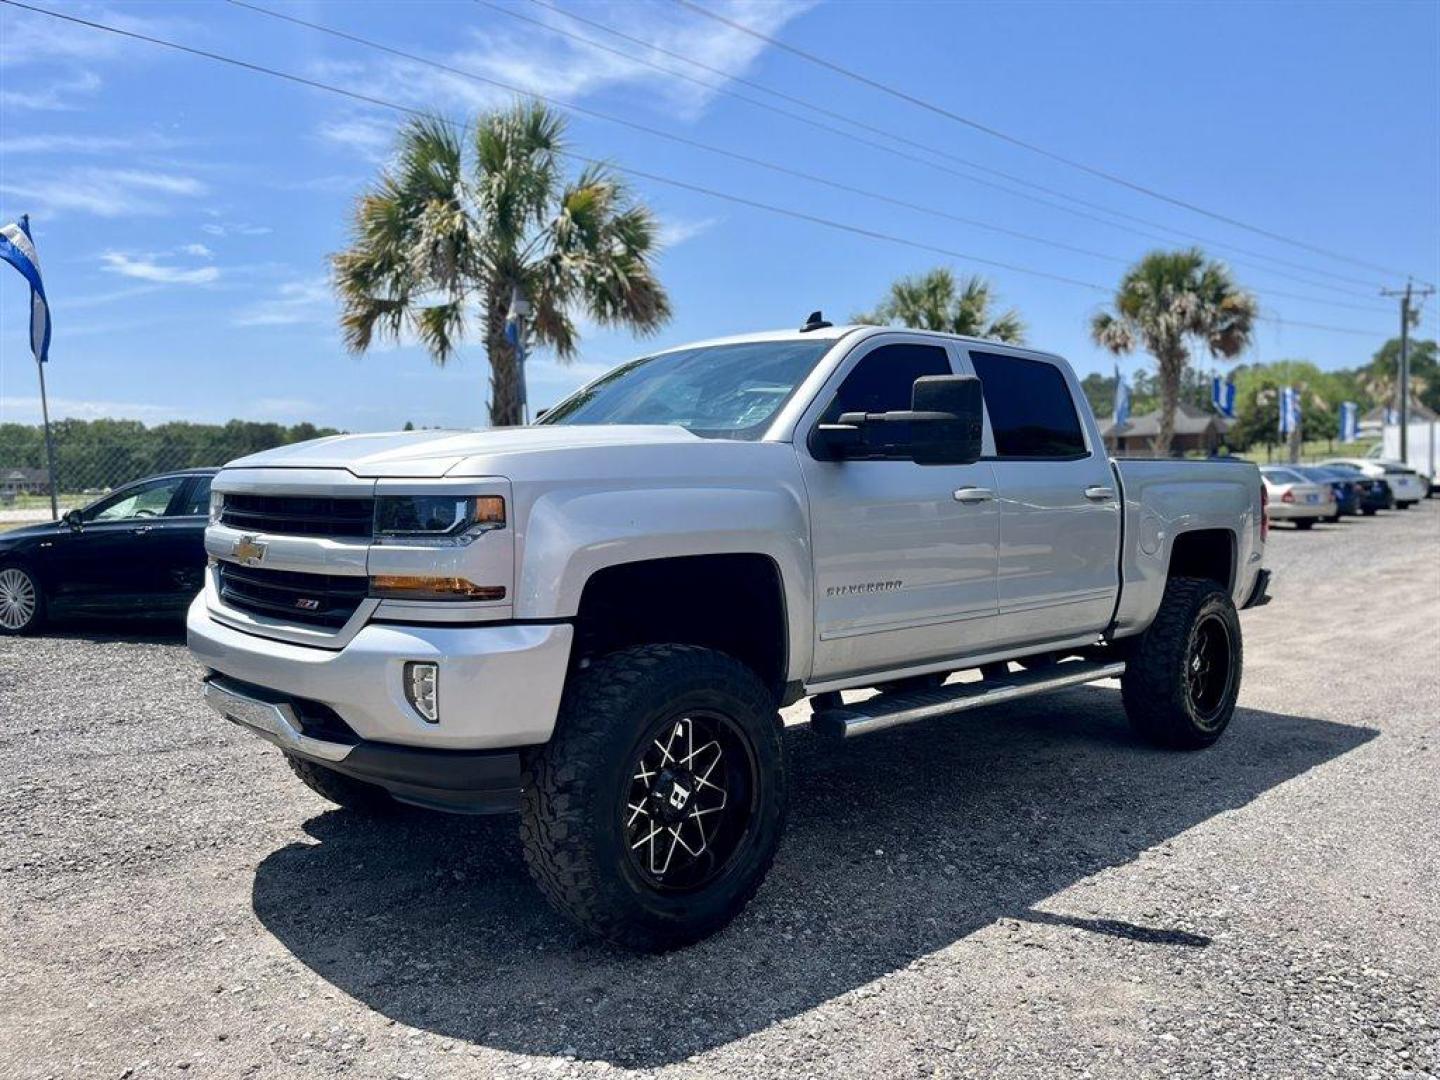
[811,375,984,466]
[63,508,84,530]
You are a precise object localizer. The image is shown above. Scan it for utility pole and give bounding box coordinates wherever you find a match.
[1381,280,1436,462]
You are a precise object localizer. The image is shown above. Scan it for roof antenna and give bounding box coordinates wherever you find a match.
[799,310,832,332]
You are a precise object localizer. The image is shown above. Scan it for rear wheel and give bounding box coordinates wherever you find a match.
[283,753,396,813]
[1362,506,1378,516]
[1294,519,1314,530]
[0,565,44,635]
[1121,577,1242,750]
[521,645,786,951]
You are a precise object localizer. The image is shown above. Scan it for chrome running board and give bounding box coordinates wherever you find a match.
[809,659,1127,740]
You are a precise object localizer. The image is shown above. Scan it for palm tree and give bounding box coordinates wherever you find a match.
[855,268,1025,343]
[332,104,671,426]
[1091,249,1257,456]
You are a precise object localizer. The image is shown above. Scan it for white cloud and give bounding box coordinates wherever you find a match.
[658,215,719,248]
[0,395,180,424]
[181,243,213,258]
[0,4,192,67]
[100,251,220,285]
[0,131,182,154]
[0,167,207,217]
[232,277,334,327]
[307,0,817,150]
[200,221,274,238]
[61,284,165,310]
[0,71,102,111]
[317,116,401,162]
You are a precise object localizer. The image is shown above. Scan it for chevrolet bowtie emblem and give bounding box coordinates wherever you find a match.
[230,535,268,566]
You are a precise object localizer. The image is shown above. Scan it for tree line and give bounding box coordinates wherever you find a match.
[0,419,339,492]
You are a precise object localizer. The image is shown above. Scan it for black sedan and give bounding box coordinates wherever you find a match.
[0,469,215,634]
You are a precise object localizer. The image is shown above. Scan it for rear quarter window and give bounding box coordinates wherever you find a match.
[969,351,1087,458]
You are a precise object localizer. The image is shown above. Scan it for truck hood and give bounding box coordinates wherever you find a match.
[224,425,707,477]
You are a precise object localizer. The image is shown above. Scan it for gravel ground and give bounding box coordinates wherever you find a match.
[2,502,1437,1080]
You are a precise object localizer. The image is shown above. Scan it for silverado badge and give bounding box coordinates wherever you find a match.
[230,535,268,566]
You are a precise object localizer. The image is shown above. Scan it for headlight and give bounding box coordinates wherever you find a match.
[373,495,505,545]
[209,489,225,525]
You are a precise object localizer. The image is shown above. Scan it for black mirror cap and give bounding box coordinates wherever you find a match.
[63,508,84,529]
[910,375,983,466]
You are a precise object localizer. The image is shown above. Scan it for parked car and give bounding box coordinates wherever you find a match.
[0,469,215,634]
[1292,466,1357,521]
[190,320,1269,951]
[1260,466,1336,528]
[1321,457,1425,508]
[1299,463,1392,515]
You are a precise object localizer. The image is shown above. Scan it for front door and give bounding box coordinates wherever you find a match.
[797,335,1001,683]
[48,475,191,612]
[965,349,1121,646]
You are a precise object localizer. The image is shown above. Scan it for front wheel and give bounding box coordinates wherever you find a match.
[1121,577,1242,750]
[1294,519,1314,530]
[1362,507,1378,516]
[0,565,45,635]
[283,753,396,813]
[521,645,786,951]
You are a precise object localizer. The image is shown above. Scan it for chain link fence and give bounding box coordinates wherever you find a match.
[0,419,338,524]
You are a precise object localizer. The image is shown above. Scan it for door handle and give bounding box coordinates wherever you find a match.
[953,487,994,504]
[1084,485,1115,501]
[131,525,153,535]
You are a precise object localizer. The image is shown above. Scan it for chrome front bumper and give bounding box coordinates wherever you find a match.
[203,676,353,762]
[187,593,574,750]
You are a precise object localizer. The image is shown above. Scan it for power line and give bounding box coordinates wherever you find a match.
[512,0,1391,300]
[460,0,1394,312]
[0,0,1395,341]
[673,0,1434,288]
[249,0,1400,317]
[225,0,1132,270]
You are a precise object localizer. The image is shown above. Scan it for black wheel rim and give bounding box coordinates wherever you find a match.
[1185,612,1234,727]
[621,711,757,893]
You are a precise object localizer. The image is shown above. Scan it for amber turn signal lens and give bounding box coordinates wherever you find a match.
[369,575,506,601]
[473,496,506,526]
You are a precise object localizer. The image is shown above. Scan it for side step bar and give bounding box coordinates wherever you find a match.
[809,658,1127,740]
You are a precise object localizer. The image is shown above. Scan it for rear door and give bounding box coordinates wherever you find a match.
[147,474,212,607]
[796,334,1001,682]
[963,348,1121,647]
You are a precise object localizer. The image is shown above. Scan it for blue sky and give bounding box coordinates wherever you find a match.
[1,0,1437,432]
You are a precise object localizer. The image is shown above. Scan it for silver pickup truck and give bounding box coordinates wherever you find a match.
[189,318,1271,950]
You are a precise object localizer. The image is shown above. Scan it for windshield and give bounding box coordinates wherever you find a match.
[539,340,833,440]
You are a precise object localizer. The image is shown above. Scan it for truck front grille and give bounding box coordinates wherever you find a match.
[217,563,369,628]
[220,493,374,538]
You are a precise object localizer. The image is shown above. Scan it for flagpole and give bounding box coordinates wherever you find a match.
[35,354,59,520]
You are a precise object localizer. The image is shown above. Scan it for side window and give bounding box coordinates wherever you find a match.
[820,342,952,424]
[969,351,1087,459]
[176,475,212,517]
[86,477,185,522]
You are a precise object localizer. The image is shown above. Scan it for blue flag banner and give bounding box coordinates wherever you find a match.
[1279,386,1302,437]
[1339,401,1358,443]
[1113,366,1130,427]
[1211,376,1236,418]
[0,214,51,364]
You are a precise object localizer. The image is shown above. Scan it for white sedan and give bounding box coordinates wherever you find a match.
[1261,467,1337,529]
[1321,458,1427,508]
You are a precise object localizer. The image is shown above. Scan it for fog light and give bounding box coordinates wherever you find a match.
[404,661,439,723]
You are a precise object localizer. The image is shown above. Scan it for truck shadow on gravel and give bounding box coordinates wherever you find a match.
[251,687,1374,1067]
